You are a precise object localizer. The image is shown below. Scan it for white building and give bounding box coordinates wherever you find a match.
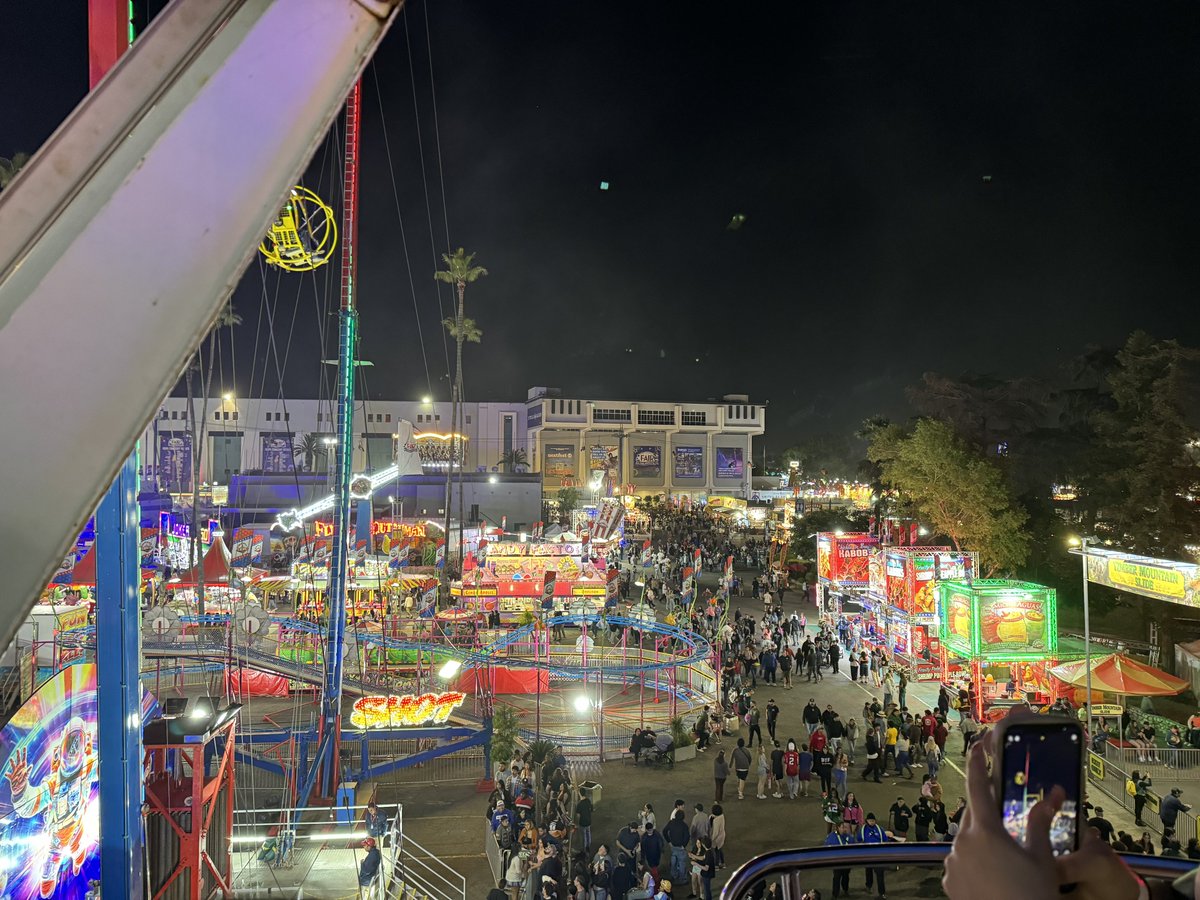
[524,388,765,500]
[140,395,528,490]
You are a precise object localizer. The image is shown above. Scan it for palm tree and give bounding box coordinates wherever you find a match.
[0,152,30,190]
[293,433,322,471]
[434,249,487,569]
[498,448,529,473]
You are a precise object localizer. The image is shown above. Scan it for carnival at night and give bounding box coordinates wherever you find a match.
[4,2,1200,899]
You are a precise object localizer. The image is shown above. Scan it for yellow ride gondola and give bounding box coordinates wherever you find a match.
[259,186,337,272]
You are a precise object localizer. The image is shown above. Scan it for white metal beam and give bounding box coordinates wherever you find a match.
[0,0,402,649]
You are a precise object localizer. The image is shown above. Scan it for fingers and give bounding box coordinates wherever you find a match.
[964,743,998,830]
[1026,787,1064,862]
[1054,827,1105,885]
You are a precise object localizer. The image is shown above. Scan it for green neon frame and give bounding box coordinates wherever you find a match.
[936,578,1057,659]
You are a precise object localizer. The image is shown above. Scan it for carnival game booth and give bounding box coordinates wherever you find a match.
[816,532,879,617]
[936,579,1060,722]
[289,549,436,618]
[164,535,247,613]
[863,547,976,680]
[453,540,607,622]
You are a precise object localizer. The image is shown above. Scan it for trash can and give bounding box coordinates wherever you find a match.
[579,781,602,807]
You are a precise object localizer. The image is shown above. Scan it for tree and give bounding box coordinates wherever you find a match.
[907,372,1048,453]
[489,705,521,772]
[0,152,29,190]
[498,448,528,473]
[293,433,324,471]
[435,249,487,571]
[868,419,1030,576]
[1084,332,1200,669]
[556,487,582,524]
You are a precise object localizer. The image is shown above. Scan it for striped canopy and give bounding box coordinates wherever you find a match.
[1050,652,1188,697]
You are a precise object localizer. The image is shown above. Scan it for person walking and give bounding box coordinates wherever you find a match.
[924,738,941,780]
[713,750,729,803]
[756,743,771,799]
[663,809,690,886]
[833,749,850,797]
[766,699,780,742]
[784,739,801,799]
[888,797,911,841]
[708,805,726,870]
[803,699,822,735]
[732,739,752,800]
[798,743,814,797]
[894,732,914,779]
[824,821,855,898]
[1133,771,1152,826]
[747,701,764,748]
[861,728,882,783]
[898,670,909,710]
[770,740,785,798]
[845,717,859,763]
[860,812,890,898]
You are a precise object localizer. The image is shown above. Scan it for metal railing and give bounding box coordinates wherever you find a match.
[1103,744,1200,778]
[391,829,466,900]
[719,844,1195,900]
[1087,749,1200,845]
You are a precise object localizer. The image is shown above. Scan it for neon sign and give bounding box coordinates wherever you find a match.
[312,520,426,539]
[350,691,465,728]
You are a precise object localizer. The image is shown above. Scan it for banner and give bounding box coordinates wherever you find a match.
[606,567,620,605]
[816,532,878,587]
[715,446,744,479]
[673,446,704,479]
[592,500,625,543]
[261,433,295,473]
[641,539,653,567]
[541,572,557,610]
[632,446,662,478]
[544,445,576,481]
[231,527,255,568]
[50,552,76,585]
[589,444,620,495]
[158,430,192,491]
[1083,548,1200,607]
[938,580,1057,658]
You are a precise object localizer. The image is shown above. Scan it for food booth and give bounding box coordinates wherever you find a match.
[936,579,1059,721]
[815,532,878,618]
[451,541,607,622]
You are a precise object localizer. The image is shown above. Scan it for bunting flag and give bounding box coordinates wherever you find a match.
[694,547,702,572]
[724,554,734,580]
[541,572,557,610]
[681,565,695,606]
[868,515,877,537]
[435,539,446,569]
[50,552,76,585]
[910,522,919,545]
[387,537,409,570]
[641,539,653,567]
[354,540,369,566]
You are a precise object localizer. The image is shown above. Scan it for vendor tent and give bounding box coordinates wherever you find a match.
[173,535,233,588]
[1050,652,1188,697]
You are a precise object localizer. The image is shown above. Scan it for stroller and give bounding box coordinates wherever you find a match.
[644,733,676,769]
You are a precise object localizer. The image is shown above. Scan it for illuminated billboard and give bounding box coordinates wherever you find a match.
[881,548,974,620]
[816,532,878,587]
[1081,547,1200,607]
[937,579,1057,659]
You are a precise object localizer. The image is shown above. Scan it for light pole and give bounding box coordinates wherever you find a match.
[1068,536,1094,741]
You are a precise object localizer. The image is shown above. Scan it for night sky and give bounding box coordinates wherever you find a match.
[8,3,1200,448]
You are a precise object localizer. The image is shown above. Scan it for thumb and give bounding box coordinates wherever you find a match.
[1025,786,1064,862]
[1054,826,1105,885]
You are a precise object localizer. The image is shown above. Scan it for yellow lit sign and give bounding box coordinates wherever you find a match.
[1106,559,1186,600]
[350,691,466,728]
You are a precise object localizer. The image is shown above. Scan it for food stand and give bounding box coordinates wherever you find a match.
[867,547,975,679]
[452,540,607,622]
[815,532,879,617]
[936,579,1058,721]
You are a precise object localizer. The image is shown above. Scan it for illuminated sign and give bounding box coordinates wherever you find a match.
[313,520,427,539]
[350,692,466,728]
[816,533,878,586]
[937,579,1057,659]
[1078,547,1200,607]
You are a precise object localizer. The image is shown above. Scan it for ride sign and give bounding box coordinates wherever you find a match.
[350,692,466,728]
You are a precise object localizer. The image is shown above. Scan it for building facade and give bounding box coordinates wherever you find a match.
[140,395,529,490]
[525,388,765,499]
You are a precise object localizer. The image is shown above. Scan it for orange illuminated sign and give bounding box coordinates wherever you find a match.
[313,520,427,539]
[350,691,465,728]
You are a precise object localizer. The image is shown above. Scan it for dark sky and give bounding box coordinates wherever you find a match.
[8,2,1200,449]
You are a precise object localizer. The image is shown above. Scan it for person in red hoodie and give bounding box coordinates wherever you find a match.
[810,725,828,754]
[921,710,937,740]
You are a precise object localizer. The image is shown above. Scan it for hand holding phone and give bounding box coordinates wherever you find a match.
[994,716,1084,856]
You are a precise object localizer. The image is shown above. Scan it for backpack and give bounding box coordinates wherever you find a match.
[497,819,515,850]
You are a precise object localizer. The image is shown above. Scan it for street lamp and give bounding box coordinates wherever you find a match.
[1067,535,1094,742]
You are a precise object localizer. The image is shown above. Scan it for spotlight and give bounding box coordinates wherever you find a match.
[573,695,591,714]
[438,659,462,679]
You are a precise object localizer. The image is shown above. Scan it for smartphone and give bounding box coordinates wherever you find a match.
[995,717,1083,856]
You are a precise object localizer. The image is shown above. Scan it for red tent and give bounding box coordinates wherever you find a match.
[173,535,233,588]
[70,545,97,585]
[1050,652,1189,697]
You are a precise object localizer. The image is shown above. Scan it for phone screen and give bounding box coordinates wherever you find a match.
[1000,722,1081,855]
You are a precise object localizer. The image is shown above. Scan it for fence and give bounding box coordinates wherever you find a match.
[1087,750,1199,845]
[1102,745,1200,781]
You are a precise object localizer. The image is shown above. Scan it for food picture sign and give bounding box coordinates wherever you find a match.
[937,579,1057,659]
[816,533,878,587]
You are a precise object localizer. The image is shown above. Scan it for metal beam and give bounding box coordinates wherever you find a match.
[96,452,144,900]
[0,0,403,652]
[347,727,491,782]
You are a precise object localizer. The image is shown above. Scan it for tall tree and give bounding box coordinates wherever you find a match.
[868,419,1030,576]
[907,372,1048,452]
[434,249,487,568]
[1084,332,1200,668]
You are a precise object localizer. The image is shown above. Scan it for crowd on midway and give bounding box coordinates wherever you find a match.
[481,508,1188,900]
